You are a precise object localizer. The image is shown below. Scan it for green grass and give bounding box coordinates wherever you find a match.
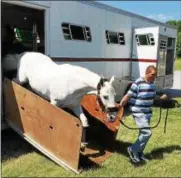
[2,98,181,177]
[174,58,181,71]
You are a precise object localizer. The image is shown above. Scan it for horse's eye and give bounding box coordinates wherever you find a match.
[103,95,108,100]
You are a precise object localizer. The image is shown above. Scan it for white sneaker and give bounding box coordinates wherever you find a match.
[127,147,140,163]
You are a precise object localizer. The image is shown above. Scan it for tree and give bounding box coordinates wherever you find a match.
[177,20,181,33]
[166,20,177,27]
[176,32,181,57]
[166,20,181,57]
[166,20,181,33]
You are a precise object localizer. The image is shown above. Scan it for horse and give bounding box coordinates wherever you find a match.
[3,52,116,146]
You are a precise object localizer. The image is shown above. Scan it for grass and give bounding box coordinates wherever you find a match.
[174,57,181,71]
[2,98,181,177]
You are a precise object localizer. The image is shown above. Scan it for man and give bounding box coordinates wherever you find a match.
[120,65,167,163]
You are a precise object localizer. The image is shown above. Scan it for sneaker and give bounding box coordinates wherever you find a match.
[127,147,140,163]
[139,152,149,162]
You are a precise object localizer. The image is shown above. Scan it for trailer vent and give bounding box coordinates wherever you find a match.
[160,40,167,50]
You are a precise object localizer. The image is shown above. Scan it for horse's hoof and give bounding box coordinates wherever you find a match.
[80,142,88,152]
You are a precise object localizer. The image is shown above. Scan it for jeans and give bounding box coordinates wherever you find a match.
[131,114,152,153]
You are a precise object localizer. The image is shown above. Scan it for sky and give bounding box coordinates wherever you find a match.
[98,1,181,22]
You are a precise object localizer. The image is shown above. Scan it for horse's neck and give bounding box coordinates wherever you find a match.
[86,72,101,89]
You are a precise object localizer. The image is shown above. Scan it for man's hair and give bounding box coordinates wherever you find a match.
[145,65,157,74]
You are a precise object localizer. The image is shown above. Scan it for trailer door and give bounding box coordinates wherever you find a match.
[131,27,159,82]
[157,35,168,88]
[158,36,175,89]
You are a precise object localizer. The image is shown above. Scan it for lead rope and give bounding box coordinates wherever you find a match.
[118,99,181,133]
[118,107,164,130]
[164,108,169,133]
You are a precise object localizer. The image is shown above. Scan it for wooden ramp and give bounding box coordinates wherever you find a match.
[3,78,82,173]
[3,78,123,173]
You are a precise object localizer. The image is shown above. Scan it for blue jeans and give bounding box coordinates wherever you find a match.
[131,114,152,153]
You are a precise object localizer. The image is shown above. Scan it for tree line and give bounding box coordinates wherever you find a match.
[166,20,181,57]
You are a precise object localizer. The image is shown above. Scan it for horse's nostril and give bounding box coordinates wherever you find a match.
[108,115,115,122]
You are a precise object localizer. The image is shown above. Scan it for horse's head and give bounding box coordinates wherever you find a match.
[97,76,116,110]
[97,76,118,121]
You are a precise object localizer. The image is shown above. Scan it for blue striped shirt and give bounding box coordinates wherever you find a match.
[127,77,156,118]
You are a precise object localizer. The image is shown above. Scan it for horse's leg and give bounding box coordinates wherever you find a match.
[72,106,89,147]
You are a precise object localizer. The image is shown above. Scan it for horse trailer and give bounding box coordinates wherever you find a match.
[1,0,177,173]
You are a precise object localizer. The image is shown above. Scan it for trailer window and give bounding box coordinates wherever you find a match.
[61,23,92,42]
[106,30,125,45]
[167,38,172,47]
[136,33,155,46]
[167,38,175,49]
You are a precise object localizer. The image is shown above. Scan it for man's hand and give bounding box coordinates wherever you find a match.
[119,103,123,108]
[119,94,131,107]
[160,94,168,100]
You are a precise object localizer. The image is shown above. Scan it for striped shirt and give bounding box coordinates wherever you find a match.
[127,77,156,118]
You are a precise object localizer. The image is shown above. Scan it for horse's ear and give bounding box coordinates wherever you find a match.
[109,76,115,85]
[100,74,105,79]
[100,78,104,86]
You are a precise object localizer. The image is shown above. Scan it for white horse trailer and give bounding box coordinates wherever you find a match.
[1,1,177,98]
[1,0,177,172]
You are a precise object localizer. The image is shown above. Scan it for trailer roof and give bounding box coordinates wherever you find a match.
[80,1,177,30]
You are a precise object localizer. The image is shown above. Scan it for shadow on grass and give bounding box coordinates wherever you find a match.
[79,155,101,171]
[0,128,152,169]
[1,128,102,171]
[91,140,181,167]
[147,145,181,160]
[112,141,181,159]
[2,129,180,170]
[107,140,147,167]
[1,128,34,162]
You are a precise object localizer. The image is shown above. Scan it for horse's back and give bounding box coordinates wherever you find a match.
[58,64,99,82]
[20,52,57,76]
[21,52,53,66]
[48,64,99,107]
[18,52,58,99]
